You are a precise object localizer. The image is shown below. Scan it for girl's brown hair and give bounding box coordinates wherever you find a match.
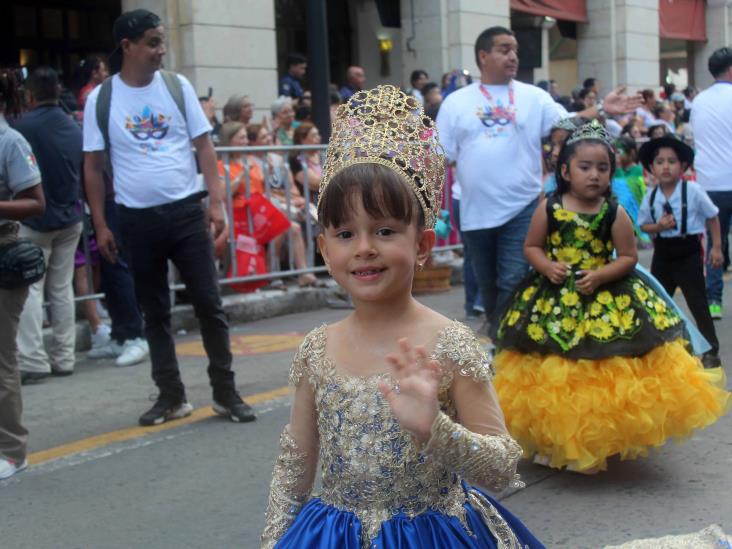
[317,163,424,230]
[293,122,315,145]
[219,121,246,146]
[246,123,263,144]
[0,69,23,118]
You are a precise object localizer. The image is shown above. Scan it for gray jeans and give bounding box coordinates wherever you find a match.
[0,224,30,463]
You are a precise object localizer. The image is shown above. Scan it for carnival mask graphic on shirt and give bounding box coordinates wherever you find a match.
[476,104,514,129]
[125,106,170,141]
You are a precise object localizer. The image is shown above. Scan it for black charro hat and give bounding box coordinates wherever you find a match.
[638,135,694,171]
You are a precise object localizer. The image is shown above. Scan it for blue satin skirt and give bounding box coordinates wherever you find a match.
[275,485,544,548]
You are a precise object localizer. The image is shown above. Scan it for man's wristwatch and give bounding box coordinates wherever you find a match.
[597,100,607,119]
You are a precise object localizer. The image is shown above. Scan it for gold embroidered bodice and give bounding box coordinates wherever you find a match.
[285,321,523,547]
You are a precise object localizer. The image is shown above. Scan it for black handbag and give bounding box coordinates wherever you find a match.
[0,238,46,289]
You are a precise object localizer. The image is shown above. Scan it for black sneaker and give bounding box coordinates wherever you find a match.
[213,390,256,423]
[138,396,194,426]
[20,371,49,385]
[701,352,722,369]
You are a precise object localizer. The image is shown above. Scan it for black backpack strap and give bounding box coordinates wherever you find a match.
[96,77,113,154]
[160,70,187,126]
[649,185,659,224]
[680,180,688,235]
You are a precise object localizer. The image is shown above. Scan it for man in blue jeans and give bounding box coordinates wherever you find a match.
[690,47,732,320]
[437,26,640,330]
[83,9,255,426]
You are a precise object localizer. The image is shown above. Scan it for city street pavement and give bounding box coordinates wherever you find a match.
[3,263,732,549]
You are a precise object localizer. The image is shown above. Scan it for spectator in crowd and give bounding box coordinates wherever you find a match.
[73,234,111,355]
[328,86,342,123]
[549,79,560,100]
[690,46,732,320]
[437,26,639,329]
[14,67,83,382]
[222,94,254,125]
[661,82,676,101]
[74,55,109,111]
[621,120,643,140]
[289,122,322,204]
[408,69,429,103]
[198,94,221,144]
[683,85,697,109]
[583,77,599,95]
[648,122,669,139]
[636,89,657,127]
[245,123,323,287]
[300,90,312,109]
[0,67,45,480]
[578,86,597,109]
[421,82,443,120]
[653,102,676,133]
[271,96,296,146]
[670,91,689,126]
[83,9,255,425]
[340,66,365,101]
[295,105,312,123]
[279,52,307,102]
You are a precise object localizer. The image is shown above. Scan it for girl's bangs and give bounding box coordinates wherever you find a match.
[318,163,422,228]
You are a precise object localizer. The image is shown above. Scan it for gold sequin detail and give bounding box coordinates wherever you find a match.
[319,85,445,227]
[261,426,310,549]
[277,321,523,549]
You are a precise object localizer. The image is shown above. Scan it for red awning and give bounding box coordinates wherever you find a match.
[510,0,588,23]
[659,0,706,41]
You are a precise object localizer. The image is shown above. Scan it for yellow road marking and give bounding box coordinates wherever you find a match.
[176,333,304,357]
[28,385,291,466]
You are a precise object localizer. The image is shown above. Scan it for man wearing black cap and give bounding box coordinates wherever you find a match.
[83,9,256,426]
[637,136,723,369]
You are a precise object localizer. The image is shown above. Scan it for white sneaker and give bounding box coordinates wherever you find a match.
[91,324,111,348]
[87,340,123,359]
[0,457,27,480]
[115,338,149,367]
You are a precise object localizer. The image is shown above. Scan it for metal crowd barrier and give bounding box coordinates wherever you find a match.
[71,143,463,305]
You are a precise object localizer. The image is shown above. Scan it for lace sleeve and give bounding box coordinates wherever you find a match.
[262,330,321,548]
[422,412,524,493]
[433,321,494,391]
[288,326,325,388]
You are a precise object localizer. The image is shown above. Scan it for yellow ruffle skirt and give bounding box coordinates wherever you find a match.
[493,340,730,471]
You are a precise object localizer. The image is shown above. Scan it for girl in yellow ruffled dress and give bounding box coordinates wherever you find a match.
[493,120,730,473]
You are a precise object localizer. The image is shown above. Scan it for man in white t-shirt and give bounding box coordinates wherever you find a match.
[437,26,640,328]
[83,10,255,426]
[690,47,732,320]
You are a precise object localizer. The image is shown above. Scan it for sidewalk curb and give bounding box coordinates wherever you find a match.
[47,260,465,354]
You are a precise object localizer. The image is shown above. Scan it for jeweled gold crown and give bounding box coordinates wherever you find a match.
[566,119,613,147]
[318,85,445,227]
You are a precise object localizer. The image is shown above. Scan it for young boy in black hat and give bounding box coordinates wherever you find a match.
[638,136,723,368]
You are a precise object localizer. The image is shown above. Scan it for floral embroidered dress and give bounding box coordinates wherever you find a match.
[261,321,544,549]
[493,195,729,472]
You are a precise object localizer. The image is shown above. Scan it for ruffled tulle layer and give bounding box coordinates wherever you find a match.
[493,340,730,471]
[275,485,544,549]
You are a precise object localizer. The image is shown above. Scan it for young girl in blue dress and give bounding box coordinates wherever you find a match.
[261,85,543,548]
[493,121,729,474]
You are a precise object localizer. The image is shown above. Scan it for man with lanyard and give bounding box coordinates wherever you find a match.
[278,53,307,104]
[690,47,732,320]
[437,26,641,330]
[83,10,255,426]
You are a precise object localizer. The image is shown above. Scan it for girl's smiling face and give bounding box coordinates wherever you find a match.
[560,142,612,202]
[318,193,433,304]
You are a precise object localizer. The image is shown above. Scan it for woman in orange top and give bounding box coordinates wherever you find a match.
[217,122,321,287]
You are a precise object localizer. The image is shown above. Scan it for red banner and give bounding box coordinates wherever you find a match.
[659,0,706,41]
[511,0,588,23]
